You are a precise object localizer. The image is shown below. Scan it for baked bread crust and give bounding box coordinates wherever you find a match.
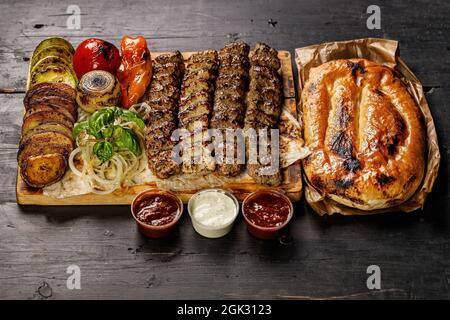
[301,59,425,210]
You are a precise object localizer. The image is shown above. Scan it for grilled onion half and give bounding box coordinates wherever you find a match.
[76,70,121,113]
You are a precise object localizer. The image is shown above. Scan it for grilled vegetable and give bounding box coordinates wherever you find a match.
[31,55,74,75]
[30,62,77,88]
[24,82,77,120]
[73,38,121,79]
[24,103,76,123]
[19,131,74,163]
[116,36,152,108]
[29,38,77,88]
[18,130,75,188]
[76,70,121,113]
[19,38,78,188]
[73,107,144,162]
[20,123,73,144]
[22,110,74,136]
[31,46,73,70]
[20,152,68,188]
[24,82,76,108]
[32,37,74,57]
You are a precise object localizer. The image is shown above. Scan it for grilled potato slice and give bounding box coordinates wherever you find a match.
[22,110,74,136]
[32,37,74,57]
[20,123,73,144]
[20,150,68,188]
[30,62,77,88]
[31,45,73,70]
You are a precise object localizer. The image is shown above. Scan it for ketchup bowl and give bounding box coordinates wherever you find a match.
[131,189,183,238]
[242,189,294,240]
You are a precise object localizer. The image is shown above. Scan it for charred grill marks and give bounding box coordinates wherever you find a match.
[211,41,250,176]
[179,50,218,173]
[244,42,283,186]
[143,51,184,179]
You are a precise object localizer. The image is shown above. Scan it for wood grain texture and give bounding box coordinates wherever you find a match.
[16,51,301,205]
[0,0,449,300]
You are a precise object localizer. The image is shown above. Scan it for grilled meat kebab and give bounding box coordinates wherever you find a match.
[244,42,283,186]
[179,50,218,174]
[142,51,184,179]
[211,41,250,176]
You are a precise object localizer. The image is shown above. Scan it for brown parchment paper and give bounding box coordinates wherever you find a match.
[295,38,440,216]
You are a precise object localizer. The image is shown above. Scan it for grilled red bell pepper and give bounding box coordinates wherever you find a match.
[116,36,152,109]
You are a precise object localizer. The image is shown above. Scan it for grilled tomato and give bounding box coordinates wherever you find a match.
[116,36,152,109]
[73,38,121,79]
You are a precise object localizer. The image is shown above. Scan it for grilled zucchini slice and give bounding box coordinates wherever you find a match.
[32,37,74,57]
[30,62,77,88]
[31,45,73,70]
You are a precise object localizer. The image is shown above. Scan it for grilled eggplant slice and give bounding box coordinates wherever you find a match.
[19,131,74,162]
[24,82,76,107]
[20,123,73,144]
[24,104,76,123]
[22,110,74,136]
[20,150,68,188]
[26,96,77,120]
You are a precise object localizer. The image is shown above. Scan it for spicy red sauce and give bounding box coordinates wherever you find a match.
[134,194,180,226]
[243,192,291,228]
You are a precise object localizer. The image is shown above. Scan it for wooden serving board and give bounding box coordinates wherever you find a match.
[17,50,301,205]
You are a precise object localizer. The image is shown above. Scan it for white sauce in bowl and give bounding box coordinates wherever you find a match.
[188,189,239,238]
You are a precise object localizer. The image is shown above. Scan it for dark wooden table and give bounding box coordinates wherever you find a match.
[0,0,449,300]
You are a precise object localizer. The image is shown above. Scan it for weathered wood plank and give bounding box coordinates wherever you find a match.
[0,0,449,91]
[0,201,448,299]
